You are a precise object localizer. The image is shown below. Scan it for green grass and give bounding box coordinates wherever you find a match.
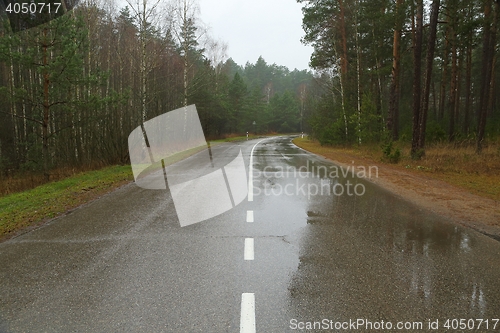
[0,165,133,239]
[0,139,242,239]
[0,141,227,239]
[210,134,260,142]
[210,132,288,143]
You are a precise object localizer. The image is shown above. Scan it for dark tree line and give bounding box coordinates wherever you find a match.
[298,0,500,156]
[0,0,316,180]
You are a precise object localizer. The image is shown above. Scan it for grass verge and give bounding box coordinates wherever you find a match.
[293,137,500,201]
[0,134,289,240]
[210,134,272,142]
[0,165,133,240]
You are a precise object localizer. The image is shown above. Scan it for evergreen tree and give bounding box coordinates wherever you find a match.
[228,72,248,133]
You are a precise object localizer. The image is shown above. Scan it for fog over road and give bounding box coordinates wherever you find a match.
[1,136,499,332]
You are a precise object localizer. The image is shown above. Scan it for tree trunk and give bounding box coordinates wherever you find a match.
[487,54,496,117]
[338,0,348,78]
[388,0,404,141]
[476,0,496,153]
[463,32,473,134]
[448,27,458,142]
[418,0,440,149]
[372,25,384,129]
[141,9,148,122]
[355,0,361,145]
[411,0,423,157]
[42,28,50,181]
[9,55,19,161]
[432,81,437,120]
[438,28,449,122]
[455,49,463,133]
[184,52,188,106]
[332,46,348,140]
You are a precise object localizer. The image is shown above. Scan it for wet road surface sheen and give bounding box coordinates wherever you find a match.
[0,136,499,332]
[251,138,500,332]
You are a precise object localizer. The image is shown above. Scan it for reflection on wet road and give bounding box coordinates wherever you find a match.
[0,136,498,332]
[250,137,500,331]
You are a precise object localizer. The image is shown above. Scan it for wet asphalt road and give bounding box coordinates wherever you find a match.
[0,136,499,333]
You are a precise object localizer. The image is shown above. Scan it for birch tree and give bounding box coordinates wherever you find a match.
[171,0,205,106]
[125,0,163,121]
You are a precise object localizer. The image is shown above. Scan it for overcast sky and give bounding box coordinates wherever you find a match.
[198,0,313,70]
[114,0,313,71]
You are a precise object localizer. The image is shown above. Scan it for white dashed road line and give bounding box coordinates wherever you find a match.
[241,138,272,332]
[244,238,254,261]
[240,293,256,333]
[246,210,254,223]
[248,138,268,202]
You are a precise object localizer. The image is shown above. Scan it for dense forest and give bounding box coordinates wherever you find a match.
[0,0,499,183]
[299,0,500,157]
[0,0,315,180]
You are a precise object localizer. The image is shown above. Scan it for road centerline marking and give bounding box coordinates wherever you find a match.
[246,210,254,223]
[248,138,268,202]
[244,238,254,260]
[240,293,256,333]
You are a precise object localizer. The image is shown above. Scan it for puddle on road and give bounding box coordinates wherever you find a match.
[290,168,500,321]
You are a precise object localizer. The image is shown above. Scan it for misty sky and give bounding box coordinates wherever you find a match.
[114,0,313,71]
[198,0,313,70]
